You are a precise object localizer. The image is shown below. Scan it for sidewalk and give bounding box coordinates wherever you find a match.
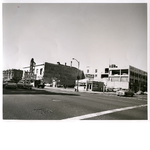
[44,86,116,95]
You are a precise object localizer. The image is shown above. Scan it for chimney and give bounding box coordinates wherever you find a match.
[57,62,60,65]
[70,61,72,67]
[65,63,67,66]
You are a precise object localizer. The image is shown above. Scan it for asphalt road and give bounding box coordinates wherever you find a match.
[3,87,147,120]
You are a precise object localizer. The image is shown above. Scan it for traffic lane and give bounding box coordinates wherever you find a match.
[3,89,147,120]
[3,94,92,120]
[4,95,146,120]
[73,92,147,109]
[40,92,148,120]
[83,106,147,120]
[58,93,147,119]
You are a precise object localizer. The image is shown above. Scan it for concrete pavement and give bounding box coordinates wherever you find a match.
[44,86,118,95]
[44,86,147,101]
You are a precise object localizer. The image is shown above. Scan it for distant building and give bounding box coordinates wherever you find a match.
[76,78,104,92]
[23,62,85,87]
[3,69,23,83]
[84,67,100,81]
[101,65,147,92]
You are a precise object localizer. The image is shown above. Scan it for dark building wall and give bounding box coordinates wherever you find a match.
[129,66,147,92]
[43,62,85,87]
[91,81,104,92]
[3,69,23,82]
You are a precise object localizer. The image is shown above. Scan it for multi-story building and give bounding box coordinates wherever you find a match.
[101,64,147,92]
[23,62,85,87]
[3,69,23,83]
[84,67,100,81]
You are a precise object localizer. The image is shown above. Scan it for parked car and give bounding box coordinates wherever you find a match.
[24,82,33,89]
[107,88,114,92]
[17,80,24,88]
[17,80,33,89]
[4,80,17,89]
[113,88,121,92]
[136,91,144,95]
[35,80,45,88]
[57,84,64,88]
[44,83,52,87]
[116,89,134,97]
[3,81,7,88]
[74,85,86,91]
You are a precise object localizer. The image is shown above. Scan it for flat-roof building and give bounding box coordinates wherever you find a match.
[101,65,147,92]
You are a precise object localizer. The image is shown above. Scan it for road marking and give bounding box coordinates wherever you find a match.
[62,104,147,120]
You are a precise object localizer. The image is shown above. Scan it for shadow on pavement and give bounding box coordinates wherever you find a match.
[3,88,80,96]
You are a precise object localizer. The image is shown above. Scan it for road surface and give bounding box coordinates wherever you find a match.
[3,87,147,120]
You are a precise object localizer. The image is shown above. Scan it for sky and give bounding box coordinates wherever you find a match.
[2,2,148,72]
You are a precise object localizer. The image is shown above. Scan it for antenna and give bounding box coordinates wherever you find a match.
[109,58,111,68]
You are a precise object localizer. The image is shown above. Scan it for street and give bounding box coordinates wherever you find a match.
[3,87,147,120]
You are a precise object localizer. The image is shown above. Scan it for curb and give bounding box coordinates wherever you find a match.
[44,86,116,95]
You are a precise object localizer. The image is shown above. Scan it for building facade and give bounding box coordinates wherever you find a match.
[3,69,23,83]
[84,66,100,81]
[23,62,85,87]
[101,65,147,92]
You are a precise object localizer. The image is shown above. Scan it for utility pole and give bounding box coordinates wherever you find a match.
[72,58,80,92]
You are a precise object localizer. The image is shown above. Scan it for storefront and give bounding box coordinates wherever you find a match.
[75,79,104,92]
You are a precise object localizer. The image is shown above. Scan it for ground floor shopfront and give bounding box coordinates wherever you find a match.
[76,79,104,92]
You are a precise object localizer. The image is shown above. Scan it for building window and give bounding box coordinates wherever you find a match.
[95,74,97,77]
[112,70,120,75]
[36,69,38,74]
[87,69,89,73]
[95,69,97,73]
[105,68,109,73]
[40,68,43,75]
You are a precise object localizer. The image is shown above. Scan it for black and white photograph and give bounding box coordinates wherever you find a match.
[2,2,148,120]
[1,0,150,150]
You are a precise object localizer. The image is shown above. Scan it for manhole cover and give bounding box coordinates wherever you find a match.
[34,108,53,114]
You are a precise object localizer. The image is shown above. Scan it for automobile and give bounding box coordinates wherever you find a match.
[136,91,144,95]
[3,81,7,88]
[4,80,17,89]
[44,83,52,87]
[144,92,148,95]
[144,91,147,95]
[37,83,45,88]
[17,80,24,88]
[113,88,121,92]
[74,85,86,92]
[57,84,64,88]
[35,80,45,88]
[24,82,33,89]
[107,88,114,92]
[116,89,134,97]
[17,80,33,89]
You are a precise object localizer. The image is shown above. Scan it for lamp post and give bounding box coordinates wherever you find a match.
[72,58,80,92]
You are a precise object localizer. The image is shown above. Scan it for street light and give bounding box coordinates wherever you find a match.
[72,58,80,92]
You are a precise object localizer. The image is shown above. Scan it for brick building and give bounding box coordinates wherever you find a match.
[23,62,85,87]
